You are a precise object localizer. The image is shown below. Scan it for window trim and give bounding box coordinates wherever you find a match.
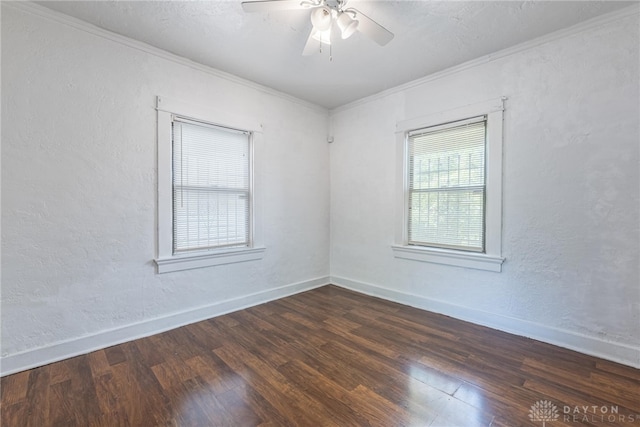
[392,98,505,272]
[154,96,265,273]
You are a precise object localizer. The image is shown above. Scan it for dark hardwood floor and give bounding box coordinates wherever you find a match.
[2,285,639,426]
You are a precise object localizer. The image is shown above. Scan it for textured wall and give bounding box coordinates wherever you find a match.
[1,5,330,358]
[2,3,639,370]
[330,13,640,362]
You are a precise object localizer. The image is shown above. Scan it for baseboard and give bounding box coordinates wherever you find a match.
[0,276,330,377]
[331,276,640,369]
[5,275,637,376]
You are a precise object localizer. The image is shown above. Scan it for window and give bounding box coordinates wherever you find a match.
[155,97,265,273]
[172,118,250,253]
[408,117,486,252]
[392,98,505,272]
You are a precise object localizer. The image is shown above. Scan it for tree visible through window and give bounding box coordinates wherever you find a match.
[407,117,486,252]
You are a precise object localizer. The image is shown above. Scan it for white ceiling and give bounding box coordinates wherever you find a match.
[37,0,634,109]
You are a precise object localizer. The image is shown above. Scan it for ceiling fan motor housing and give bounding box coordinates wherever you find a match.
[324,0,345,11]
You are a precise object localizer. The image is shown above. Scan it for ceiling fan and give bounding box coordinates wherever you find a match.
[241,0,394,56]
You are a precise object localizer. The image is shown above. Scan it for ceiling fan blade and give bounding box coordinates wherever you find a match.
[348,8,394,46]
[302,30,321,56]
[241,0,305,13]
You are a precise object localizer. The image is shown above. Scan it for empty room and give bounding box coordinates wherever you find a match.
[2,0,639,426]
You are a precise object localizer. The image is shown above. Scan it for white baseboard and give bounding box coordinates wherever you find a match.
[331,276,640,369]
[0,276,330,377]
[4,275,637,376]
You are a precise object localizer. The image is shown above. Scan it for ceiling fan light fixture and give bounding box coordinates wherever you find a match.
[310,6,332,31]
[336,11,358,39]
[241,0,395,56]
[311,26,332,45]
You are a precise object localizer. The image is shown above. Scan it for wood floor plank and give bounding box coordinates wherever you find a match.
[112,342,174,426]
[108,361,149,426]
[215,321,292,368]
[0,401,27,427]
[151,357,194,392]
[271,294,332,323]
[48,379,76,427]
[66,356,103,426]
[453,378,557,425]
[216,386,262,427]
[87,350,112,379]
[24,366,51,427]
[103,346,127,367]
[131,336,167,368]
[92,372,131,426]
[430,395,495,427]
[276,360,377,426]
[522,357,640,410]
[319,339,453,413]
[184,354,243,396]
[595,360,640,381]
[352,385,412,427]
[321,317,402,360]
[171,377,230,427]
[0,370,30,405]
[213,343,328,426]
[48,360,73,386]
[2,285,639,426]
[235,382,294,427]
[226,309,276,332]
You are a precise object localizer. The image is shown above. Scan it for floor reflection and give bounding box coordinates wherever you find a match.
[406,363,491,426]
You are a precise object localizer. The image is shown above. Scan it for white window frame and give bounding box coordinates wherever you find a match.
[154,96,265,273]
[392,98,505,272]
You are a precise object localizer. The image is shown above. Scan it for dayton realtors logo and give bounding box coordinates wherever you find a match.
[529,400,640,425]
[529,400,559,426]
[563,405,640,424]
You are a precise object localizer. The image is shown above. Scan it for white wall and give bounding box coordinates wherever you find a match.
[330,11,640,367]
[1,4,330,373]
[3,3,639,374]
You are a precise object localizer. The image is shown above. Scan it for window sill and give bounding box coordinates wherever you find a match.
[391,245,504,272]
[155,246,266,273]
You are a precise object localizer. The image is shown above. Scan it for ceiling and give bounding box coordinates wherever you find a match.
[36,0,634,109]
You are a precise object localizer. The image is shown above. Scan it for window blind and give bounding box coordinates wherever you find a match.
[172,117,250,253]
[408,116,486,252]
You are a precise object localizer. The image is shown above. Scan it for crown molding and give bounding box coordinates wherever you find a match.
[330,3,640,114]
[3,1,328,115]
